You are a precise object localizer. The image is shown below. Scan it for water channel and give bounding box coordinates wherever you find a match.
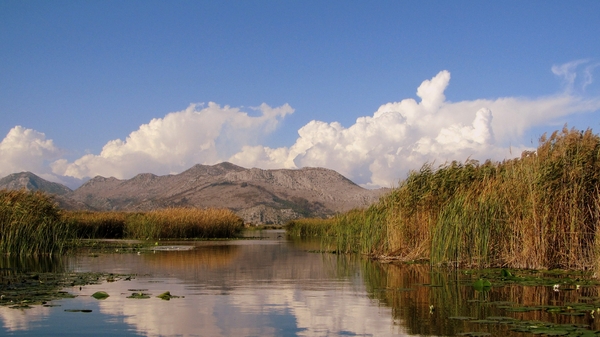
[2,230,600,336]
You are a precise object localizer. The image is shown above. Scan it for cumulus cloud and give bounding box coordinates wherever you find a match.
[50,102,293,179]
[0,126,66,182]
[2,62,599,189]
[231,68,600,187]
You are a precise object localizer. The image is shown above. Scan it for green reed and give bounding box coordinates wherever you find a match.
[0,190,73,255]
[286,217,337,237]
[311,127,600,273]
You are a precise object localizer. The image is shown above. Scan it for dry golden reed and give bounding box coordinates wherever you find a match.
[303,127,600,273]
[2,193,244,256]
[64,208,244,240]
[124,207,243,239]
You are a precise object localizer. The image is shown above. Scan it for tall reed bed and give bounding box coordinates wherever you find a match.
[123,208,243,239]
[63,211,127,239]
[287,217,340,237]
[321,127,600,272]
[0,190,72,255]
[64,208,243,239]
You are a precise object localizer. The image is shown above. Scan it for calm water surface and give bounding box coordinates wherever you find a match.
[1,230,600,336]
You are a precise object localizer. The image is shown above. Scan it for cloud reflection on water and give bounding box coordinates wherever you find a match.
[0,237,407,336]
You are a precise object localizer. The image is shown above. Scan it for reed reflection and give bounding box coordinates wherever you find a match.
[363,262,600,336]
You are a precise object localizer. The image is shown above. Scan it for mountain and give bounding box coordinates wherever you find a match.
[0,172,89,210]
[0,172,72,195]
[0,163,387,224]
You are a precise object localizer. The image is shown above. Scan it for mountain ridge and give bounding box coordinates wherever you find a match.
[0,163,387,224]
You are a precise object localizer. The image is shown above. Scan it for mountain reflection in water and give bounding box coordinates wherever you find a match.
[2,230,600,336]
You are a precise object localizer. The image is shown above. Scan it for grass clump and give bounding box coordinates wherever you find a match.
[0,190,72,255]
[313,127,600,272]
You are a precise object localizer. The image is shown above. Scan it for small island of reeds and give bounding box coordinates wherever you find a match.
[0,189,244,255]
[288,127,600,274]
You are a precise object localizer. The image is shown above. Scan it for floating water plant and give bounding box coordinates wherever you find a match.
[473,279,492,292]
[91,291,109,300]
[156,291,182,300]
[127,292,151,299]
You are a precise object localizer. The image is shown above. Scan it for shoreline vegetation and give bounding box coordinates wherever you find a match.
[0,190,244,255]
[2,126,599,275]
[288,127,600,274]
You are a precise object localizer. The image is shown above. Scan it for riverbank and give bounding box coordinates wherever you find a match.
[288,127,600,273]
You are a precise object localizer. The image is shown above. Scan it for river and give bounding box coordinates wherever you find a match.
[1,230,599,336]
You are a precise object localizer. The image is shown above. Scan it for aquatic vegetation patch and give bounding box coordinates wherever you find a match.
[127,292,151,299]
[0,271,134,307]
[156,291,183,300]
[91,291,109,300]
[453,316,598,336]
[467,268,600,288]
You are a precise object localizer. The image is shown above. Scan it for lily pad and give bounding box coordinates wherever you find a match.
[157,291,181,300]
[91,291,109,300]
[506,306,542,312]
[449,316,475,320]
[473,279,492,291]
[127,292,151,299]
[485,316,517,321]
[64,309,93,313]
[530,328,569,336]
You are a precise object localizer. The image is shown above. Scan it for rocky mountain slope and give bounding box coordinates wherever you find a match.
[0,171,72,195]
[0,163,387,224]
[0,171,89,210]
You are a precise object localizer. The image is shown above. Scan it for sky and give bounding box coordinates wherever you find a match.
[1,1,600,189]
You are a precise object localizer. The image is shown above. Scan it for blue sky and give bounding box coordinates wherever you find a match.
[1,1,600,188]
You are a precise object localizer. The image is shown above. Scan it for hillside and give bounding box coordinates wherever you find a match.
[0,172,88,210]
[1,163,386,224]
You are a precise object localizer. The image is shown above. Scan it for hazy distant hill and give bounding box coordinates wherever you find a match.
[0,163,387,224]
[0,171,89,210]
[0,171,72,195]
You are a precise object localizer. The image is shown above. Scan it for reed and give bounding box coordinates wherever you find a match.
[124,208,243,239]
[0,190,72,255]
[286,217,337,237]
[62,208,244,240]
[62,211,127,239]
[315,127,600,272]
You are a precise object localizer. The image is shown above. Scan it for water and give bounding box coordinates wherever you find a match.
[1,230,600,336]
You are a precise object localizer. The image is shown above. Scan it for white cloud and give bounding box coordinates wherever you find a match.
[50,102,293,179]
[230,68,600,188]
[2,63,599,189]
[0,126,63,179]
[552,59,600,92]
